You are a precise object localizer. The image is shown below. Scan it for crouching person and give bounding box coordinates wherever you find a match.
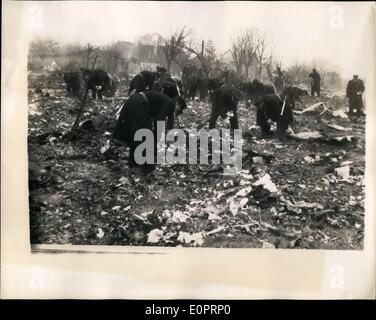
[280,86,308,110]
[209,85,243,130]
[128,70,158,97]
[113,91,185,174]
[256,94,293,138]
[81,68,112,100]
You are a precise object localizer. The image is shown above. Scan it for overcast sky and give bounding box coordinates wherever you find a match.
[19,1,374,78]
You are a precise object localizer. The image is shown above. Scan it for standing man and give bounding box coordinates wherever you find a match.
[309,68,321,97]
[346,75,365,116]
[274,66,285,91]
[182,64,194,95]
[222,66,230,84]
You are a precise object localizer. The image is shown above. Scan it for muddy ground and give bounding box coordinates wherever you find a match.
[28,71,365,249]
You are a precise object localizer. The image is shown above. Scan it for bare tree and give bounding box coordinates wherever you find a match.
[204,39,217,74]
[60,42,84,71]
[229,28,257,80]
[29,38,60,61]
[98,43,127,75]
[265,53,282,85]
[230,35,245,75]
[265,55,274,83]
[284,60,311,87]
[182,38,214,77]
[254,31,270,81]
[162,27,190,73]
[242,29,257,80]
[84,43,101,69]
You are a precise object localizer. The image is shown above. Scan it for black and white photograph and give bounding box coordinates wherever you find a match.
[24,1,371,251]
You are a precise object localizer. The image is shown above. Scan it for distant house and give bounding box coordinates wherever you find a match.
[138,33,164,46]
[138,43,160,62]
[115,33,189,76]
[135,33,164,63]
[115,41,133,59]
[43,60,58,72]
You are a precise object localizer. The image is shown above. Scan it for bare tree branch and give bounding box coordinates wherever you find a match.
[254,31,270,80]
[229,28,257,80]
[181,37,217,77]
[161,26,190,73]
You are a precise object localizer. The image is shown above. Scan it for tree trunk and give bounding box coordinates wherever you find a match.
[201,62,209,78]
[258,62,262,81]
[266,63,274,83]
[245,65,249,81]
[235,65,241,79]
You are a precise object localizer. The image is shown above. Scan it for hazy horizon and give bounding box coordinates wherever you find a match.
[19,1,374,79]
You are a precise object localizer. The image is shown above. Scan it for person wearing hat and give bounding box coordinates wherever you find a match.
[308,68,321,97]
[156,66,168,80]
[346,75,365,117]
[274,66,286,91]
[128,70,158,97]
[221,66,230,85]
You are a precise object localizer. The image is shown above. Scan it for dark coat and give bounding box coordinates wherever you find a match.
[153,77,184,99]
[239,81,275,104]
[81,69,111,89]
[206,78,223,91]
[128,70,158,96]
[152,77,188,115]
[309,71,321,96]
[256,94,293,135]
[185,75,207,100]
[81,68,112,99]
[280,86,308,109]
[346,79,365,110]
[113,91,175,143]
[309,71,321,84]
[209,85,242,130]
[113,91,176,171]
[64,71,81,95]
[182,65,196,90]
[222,70,230,84]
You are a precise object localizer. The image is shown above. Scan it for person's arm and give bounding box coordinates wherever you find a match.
[156,101,175,130]
[166,109,175,131]
[360,80,365,93]
[294,90,303,103]
[346,81,351,97]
